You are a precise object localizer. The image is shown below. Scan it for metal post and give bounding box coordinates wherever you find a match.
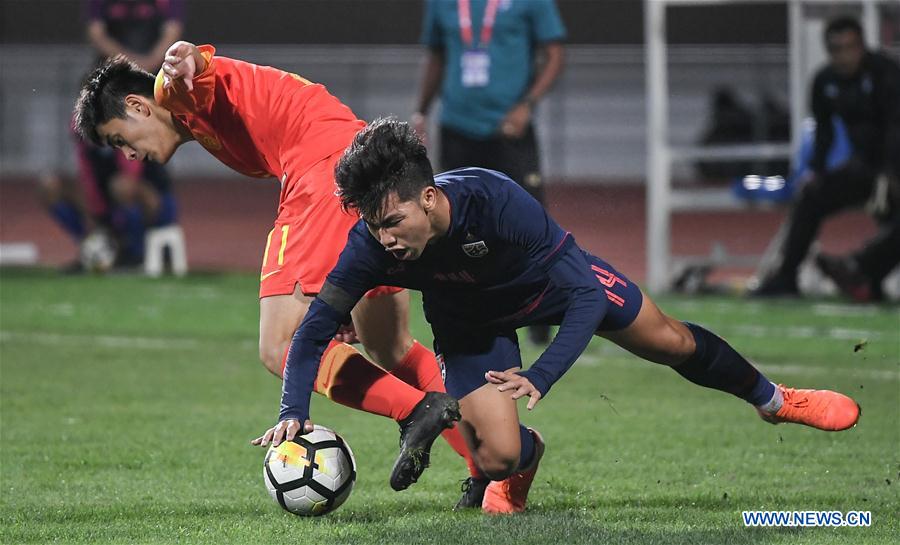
[788,0,805,155]
[644,0,671,293]
[861,0,881,49]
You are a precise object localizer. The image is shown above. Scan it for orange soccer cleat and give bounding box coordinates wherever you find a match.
[482,428,545,515]
[757,384,860,431]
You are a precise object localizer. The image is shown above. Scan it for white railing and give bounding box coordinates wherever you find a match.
[644,0,897,292]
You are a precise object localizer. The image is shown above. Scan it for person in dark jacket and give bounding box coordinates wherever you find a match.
[751,16,900,300]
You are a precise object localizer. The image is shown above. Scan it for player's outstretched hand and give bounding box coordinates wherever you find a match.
[161,41,200,91]
[250,419,314,448]
[485,370,542,410]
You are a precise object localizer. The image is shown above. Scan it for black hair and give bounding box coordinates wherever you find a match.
[824,16,864,44]
[334,117,434,220]
[73,56,155,145]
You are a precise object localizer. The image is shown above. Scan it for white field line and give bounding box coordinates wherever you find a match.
[0,330,205,351]
[723,324,892,341]
[811,303,891,318]
[3,328,897,380]
[575,351,899,381]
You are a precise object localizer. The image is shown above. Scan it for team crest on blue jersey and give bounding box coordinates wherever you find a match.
[462,240,489,258]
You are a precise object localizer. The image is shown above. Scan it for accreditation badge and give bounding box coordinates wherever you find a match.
[460,49,490,88]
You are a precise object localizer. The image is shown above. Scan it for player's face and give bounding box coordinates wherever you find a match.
[364,189,435,261]
[96,95,179,164]
[826,30,865,77]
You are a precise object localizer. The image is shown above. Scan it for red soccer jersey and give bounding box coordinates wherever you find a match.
[153,45,365,181]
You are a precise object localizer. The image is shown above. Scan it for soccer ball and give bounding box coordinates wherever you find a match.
[263,425,356,516]
[80,230,116,272]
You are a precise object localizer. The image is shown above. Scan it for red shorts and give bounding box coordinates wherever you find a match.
[259,151,403,300]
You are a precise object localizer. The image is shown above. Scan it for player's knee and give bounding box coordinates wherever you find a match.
[258,341,284,377]
[650,319,697,367]
[474,445,519,480]
[361,335,412,370]
[669,322,697,362]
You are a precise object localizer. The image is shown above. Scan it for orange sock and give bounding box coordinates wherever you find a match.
[392,341,482,479]
[311,340,425,422]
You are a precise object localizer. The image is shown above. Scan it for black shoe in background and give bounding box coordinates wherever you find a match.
[815,254,880,303]
[747,273,799,298]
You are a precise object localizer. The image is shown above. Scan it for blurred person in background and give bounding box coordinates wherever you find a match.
[39,131,176,270]
[39,0,183,271]
[413,0,566,343]
[86,0,184,72]
[750,16,900,301]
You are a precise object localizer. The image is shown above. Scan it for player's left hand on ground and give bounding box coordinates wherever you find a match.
[500,102,532,138]
[486,370,542,410]
[250,418,313,447]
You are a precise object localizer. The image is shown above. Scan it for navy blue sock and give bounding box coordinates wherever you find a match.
[517,425,535,471]
[49,202,85,240]
[675,322,775,406]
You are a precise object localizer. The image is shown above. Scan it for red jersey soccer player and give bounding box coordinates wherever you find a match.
[73,42,481,502]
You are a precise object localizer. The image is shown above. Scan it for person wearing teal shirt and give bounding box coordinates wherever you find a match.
[414,0,566,344]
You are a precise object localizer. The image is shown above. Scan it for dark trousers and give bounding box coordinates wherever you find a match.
[774,159,896,282]
[855,207,900,282]
[439,125,545,204]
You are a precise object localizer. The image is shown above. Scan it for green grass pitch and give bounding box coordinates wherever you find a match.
[1,269,897,544]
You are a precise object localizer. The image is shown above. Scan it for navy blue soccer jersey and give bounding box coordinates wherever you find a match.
[280,168,638,423]
[330,168,575,327]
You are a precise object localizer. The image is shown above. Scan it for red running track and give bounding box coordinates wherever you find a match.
[0,178,876,283]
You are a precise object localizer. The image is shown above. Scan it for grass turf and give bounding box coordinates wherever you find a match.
[1,269,897,544]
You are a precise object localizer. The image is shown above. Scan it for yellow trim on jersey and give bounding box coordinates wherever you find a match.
[154,69,166,99]
[289,73,313,85]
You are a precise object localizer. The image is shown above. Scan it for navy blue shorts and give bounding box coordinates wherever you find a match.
[433,254,642,399]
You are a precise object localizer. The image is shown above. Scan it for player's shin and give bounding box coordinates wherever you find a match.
[390,341,482,478]
[673,322,780,410]
[313,340,425,421]
[675,323,860,431]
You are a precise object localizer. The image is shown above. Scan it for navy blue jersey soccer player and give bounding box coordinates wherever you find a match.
[255,118,861,514]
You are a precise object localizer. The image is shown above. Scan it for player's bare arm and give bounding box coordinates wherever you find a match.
[412,48,445,142]
[500,42,564,138]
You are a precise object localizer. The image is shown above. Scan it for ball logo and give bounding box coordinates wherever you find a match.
[273,441,320,471]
